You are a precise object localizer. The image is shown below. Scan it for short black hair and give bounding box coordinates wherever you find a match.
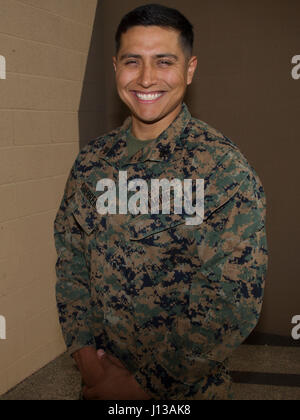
[115,3,194,57]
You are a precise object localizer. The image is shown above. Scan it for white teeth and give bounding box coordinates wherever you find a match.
[136,92,163,101]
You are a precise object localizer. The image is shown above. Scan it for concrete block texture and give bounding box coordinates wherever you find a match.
[0,0,98,395]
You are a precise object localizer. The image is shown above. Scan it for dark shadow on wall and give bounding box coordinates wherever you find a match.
[78,0,128,150]
[78,0,103,149]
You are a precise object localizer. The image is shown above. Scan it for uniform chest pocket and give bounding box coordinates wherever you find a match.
[125,212,194,275]
[125,213,194,325]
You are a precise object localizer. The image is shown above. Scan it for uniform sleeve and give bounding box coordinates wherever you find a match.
[134,154,268,399]
[54,161,96,356]
[190,169,268,359]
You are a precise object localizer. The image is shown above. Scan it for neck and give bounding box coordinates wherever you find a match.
[131,103,182,140]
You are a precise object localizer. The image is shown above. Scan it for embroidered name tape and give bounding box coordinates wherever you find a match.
[81,182,98,208]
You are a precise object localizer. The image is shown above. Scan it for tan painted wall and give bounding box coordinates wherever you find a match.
[0,0,98,396]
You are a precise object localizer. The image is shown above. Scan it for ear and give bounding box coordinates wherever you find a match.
[113,56,117,73]
[187,56,197,85]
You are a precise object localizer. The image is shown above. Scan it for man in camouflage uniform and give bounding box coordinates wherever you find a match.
[54,4,268,400]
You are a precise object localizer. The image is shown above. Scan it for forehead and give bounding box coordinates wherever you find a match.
[118,25,182,55]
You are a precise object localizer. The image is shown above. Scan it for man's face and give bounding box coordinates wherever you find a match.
[113,25,197,128]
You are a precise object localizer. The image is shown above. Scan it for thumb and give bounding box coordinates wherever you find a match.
[105,354,127,369]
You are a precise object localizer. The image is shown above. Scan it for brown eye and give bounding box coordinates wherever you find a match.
[158,60,173,66]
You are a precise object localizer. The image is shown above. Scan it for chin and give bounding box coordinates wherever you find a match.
[132,105,166,121]
[133,111,164,124]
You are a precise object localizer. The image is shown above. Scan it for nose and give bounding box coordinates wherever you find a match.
[138,63,157,88]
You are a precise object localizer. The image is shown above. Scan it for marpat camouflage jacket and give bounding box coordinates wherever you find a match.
[54,103,268,400]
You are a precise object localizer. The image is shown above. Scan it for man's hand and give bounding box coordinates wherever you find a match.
[72,346,105,389]
[82,350,151,400]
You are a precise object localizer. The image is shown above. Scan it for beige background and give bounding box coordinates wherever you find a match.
[0,0,299,396]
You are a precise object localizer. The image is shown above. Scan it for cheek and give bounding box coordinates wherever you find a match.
[116,70,134,91]
[162,70,186,90]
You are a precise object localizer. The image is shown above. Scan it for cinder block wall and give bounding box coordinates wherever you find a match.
[0,0,98,395]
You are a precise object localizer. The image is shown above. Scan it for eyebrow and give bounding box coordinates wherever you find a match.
[119,53,179,61]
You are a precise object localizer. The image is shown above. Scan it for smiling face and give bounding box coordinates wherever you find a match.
[113,25,197,139]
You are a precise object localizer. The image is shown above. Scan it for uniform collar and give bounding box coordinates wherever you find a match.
[103,103,191,167]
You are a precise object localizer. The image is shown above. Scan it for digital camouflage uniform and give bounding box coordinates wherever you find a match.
[54,103,268,400]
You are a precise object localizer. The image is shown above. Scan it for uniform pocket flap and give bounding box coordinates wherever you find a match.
[127,213,186,241]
